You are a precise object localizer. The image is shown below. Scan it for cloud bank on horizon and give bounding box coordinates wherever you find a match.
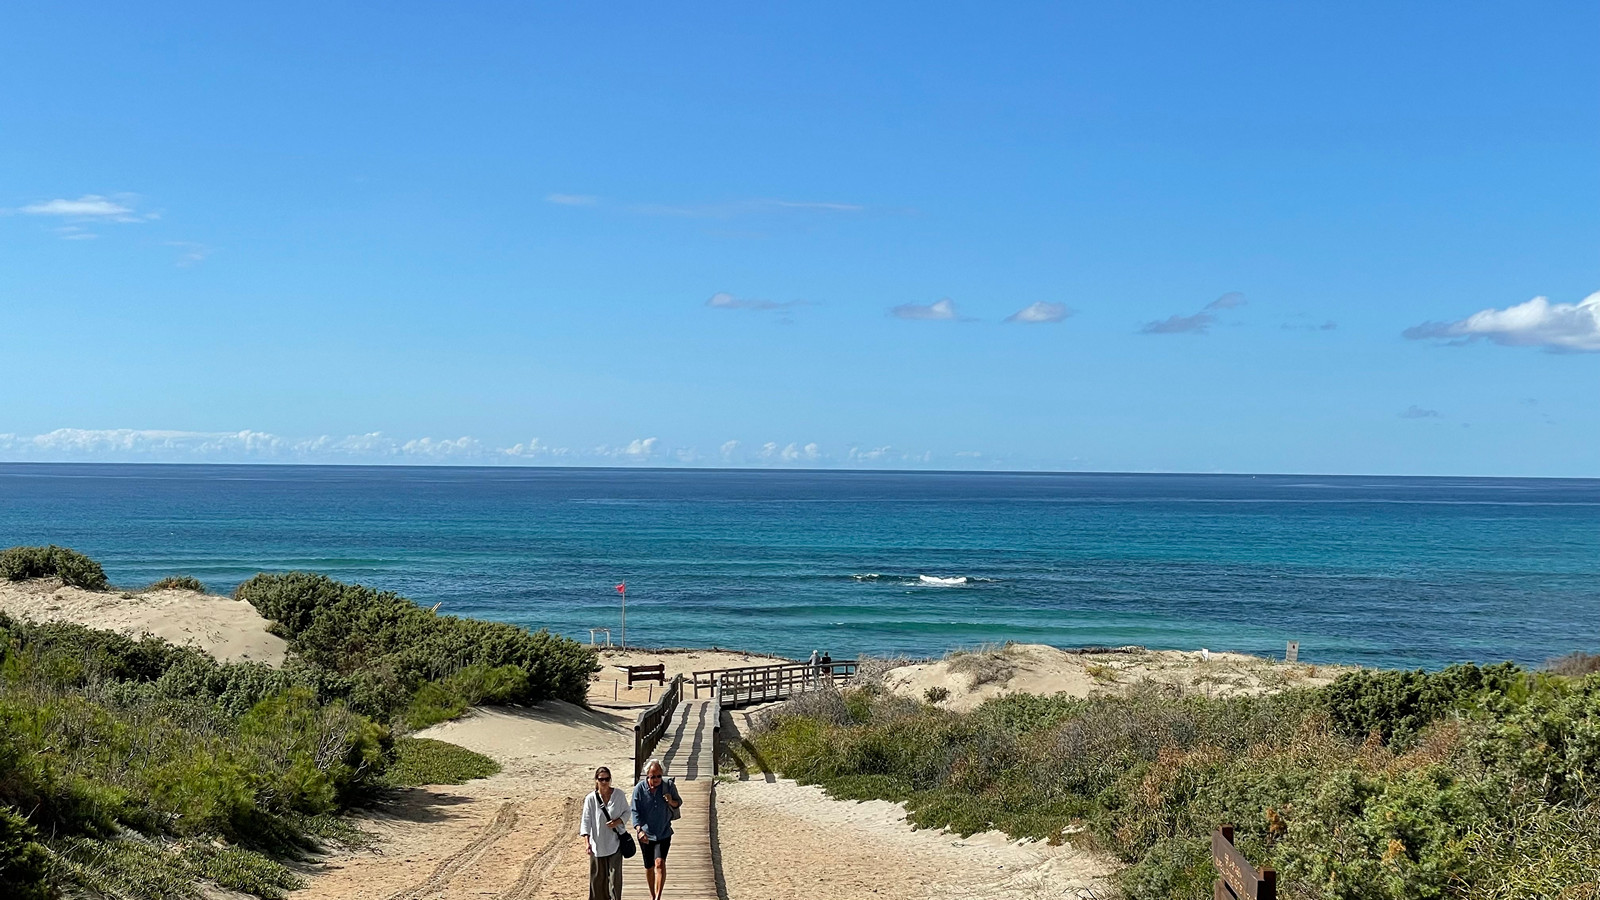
[0,428,950,469]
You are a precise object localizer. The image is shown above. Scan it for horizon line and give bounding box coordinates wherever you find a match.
[1,459,1595,482]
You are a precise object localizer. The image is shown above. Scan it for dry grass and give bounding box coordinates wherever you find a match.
[1545,652,1600,677]
[946,643,1018,691]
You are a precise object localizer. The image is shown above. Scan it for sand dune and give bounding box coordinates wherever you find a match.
[881,642,1347,712]
[0,578,286,666]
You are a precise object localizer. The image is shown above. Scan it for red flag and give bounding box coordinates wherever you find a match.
[615,582,626,594]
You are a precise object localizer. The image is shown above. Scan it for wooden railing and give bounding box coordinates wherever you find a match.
[694,660,858,708]
[634,674,685,781]
[709,683,722,776]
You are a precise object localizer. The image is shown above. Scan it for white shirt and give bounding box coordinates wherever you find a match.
[580,787,630,857]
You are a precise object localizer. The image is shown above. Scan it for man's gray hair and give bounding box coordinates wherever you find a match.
[644,758,664,775]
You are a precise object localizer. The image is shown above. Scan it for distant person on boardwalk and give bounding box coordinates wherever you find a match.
[808,649,820,686]
[580,766,630,900]
[631,758,682,900]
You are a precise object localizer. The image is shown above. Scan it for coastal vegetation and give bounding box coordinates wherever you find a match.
[752,658,1600,899]
[0,548,594,899]
[234,571,597,725]
[145,575,206,592]
[0,545,108,590]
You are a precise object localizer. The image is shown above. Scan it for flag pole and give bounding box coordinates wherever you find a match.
[617,582,627,649]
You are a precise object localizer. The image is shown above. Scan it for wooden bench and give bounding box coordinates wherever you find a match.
[619,663,666,686]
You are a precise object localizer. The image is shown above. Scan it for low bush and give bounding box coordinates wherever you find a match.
[0,545,109,590]
[1321,662,1523,747]
[751,655,1600,900]
[235,572,597,722]
[0,807,51,900]
[385,738,501,786]
[0,612,388,898]
[946,644,1016,690]
[1545,651,1600,677]
[147,575,206,593]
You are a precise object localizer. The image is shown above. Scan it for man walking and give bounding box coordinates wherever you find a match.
[631,758,681,900]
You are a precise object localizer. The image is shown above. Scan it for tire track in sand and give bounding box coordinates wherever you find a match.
[383,801,520,900]
[497,796,581,900]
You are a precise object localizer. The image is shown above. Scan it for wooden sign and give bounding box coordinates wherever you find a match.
[1285,641,1299,663]
[1212,826,1276,900]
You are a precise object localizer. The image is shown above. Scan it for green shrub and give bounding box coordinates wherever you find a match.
[0,545,109,590]
[0,807,51,900]
[1473,675,1600,804]
[751,661,1600,900]
[0,612,393,898]
[234,572,597,721]
[924,685,950,703]
[147,575,206,593]
[1323,662,1523,747]
[385,737,500,786]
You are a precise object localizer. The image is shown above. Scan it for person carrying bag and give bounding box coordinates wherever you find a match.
[630,759,682,900]
[579,766,633,900]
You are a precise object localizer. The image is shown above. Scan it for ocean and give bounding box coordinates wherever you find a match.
[2,463,1597,669]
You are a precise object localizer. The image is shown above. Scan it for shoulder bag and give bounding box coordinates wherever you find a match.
[595,789,636,858]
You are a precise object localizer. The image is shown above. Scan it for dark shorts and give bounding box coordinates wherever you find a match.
[641,836,671,866]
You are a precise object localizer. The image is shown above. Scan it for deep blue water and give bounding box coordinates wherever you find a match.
[1,463,1597,669]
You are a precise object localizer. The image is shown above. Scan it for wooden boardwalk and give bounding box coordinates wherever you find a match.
[623,699,719,900]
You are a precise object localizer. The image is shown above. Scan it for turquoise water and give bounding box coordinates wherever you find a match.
[2,463,1597,668]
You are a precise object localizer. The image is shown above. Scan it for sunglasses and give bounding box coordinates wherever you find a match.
[595,776,611,782]
[647,774,662,781]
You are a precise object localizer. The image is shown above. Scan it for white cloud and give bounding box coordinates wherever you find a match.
[20,194,155,224]
[1141,292,1247,335]
[890,298,960,321]
[1140,312,1214,334]
[1403,292,1600,353]
[1399,406,1440,419]
[545,193,598,206]
[1005,301,1071,324]
[504,438,570,458]
[770,200,865,212]
[166,241,211,267]
[719,440,741,460]
[848,445,894,462]
[706,292,807,311]
[591,437,660,461]
[633,198,865,218]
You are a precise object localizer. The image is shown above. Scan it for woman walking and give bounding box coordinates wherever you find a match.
[579,766,630,900]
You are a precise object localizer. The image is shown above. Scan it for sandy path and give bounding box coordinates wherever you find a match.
[293,702,635,900]
[296,695,1115,900]
[717,778,1112,900]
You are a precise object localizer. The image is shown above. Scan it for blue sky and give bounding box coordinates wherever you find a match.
[3,2,1597,475]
